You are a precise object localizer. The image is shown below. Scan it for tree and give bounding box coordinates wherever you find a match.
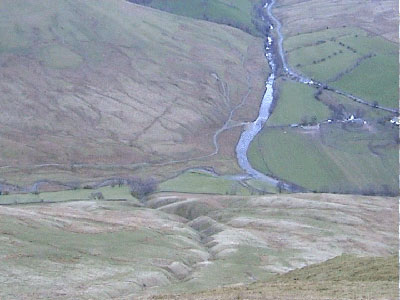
[277,182,284,193]
[300,116,309,126]
[310,116,318,125]
[90,192,104,200]
[129,178,157,200]
[228,183,239,195]
[126,0,152,4]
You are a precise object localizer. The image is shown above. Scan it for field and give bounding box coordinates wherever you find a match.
[0,192,397,298]
[158,170,277,195]
[129,0,261,36]
[266,79,331,126]
[284,27,398,108]
[0,0,268,187]
[244,0,399,194]
[249,123,398,194]
[0,185,141,205]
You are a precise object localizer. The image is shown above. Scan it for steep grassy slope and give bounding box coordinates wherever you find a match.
[274,0,398,42]
[150,255,398,299]
[0,192,396,298]
[0,0,267,186]
[127,0,263,36]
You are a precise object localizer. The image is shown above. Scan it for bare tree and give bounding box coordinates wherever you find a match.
[129,178,157,200]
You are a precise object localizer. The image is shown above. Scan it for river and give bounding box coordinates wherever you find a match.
[235,0,299,190]
[235,0,397,192]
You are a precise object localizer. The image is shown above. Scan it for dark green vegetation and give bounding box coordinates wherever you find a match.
[127,0,265,36]
[0,192,397,298]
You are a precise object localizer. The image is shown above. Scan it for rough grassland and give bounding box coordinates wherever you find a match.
[0,0,267,186]
[0,193,396,299]
[149,255,398,299]
[274,0,398,43]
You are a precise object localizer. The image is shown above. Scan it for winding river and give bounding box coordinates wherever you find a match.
[235,22,279,186]
[235,0,296,190]
[235,0,397,192]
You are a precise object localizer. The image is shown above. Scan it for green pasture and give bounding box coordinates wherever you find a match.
[332,55,398,108]
[284,27,398,108]
[159,171,251,195]
[248,124,398,194]
[267,79,331,126]
[0,185,138,205]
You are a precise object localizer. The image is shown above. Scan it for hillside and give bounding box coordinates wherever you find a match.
[0,191,397,298]
[149,255,398,299]
[0,0,267,187]
[274,0,398,42]
[127,0,265,36]
[0,0,398,299]
[247,0,399,195]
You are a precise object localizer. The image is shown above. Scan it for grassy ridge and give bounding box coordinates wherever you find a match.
[154,255,398,299]
[274,254,399,282]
